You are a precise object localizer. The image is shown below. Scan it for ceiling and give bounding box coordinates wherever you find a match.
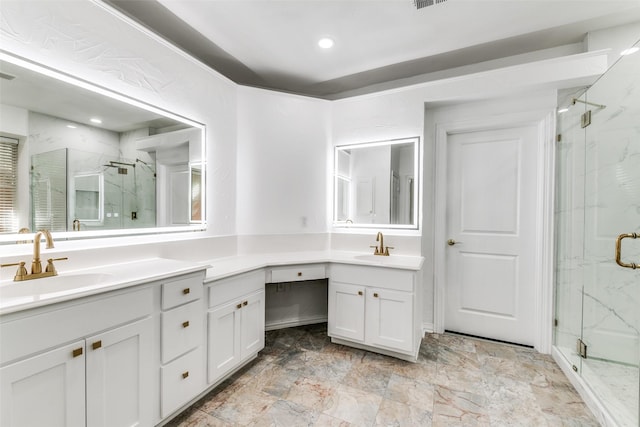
[106,0,640,99]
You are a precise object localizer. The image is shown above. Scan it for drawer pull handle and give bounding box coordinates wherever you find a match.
[92,340,102,350]
[182,321,190,328]
[358,291,363,296]
[297,272,302,277]
[243,301,248,306]
[72,347,83,358]
[373,293,379,298]
[236,303,242,309]
[182,371,189,379]
[183,288,190,295]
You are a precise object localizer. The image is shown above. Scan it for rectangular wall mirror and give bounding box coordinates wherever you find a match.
[0,52,206,243]
[333,137,420,230]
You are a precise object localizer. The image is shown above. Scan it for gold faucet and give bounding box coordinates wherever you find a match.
[1,229,67,281]
[32,229,54,274]
[370,231,394,256]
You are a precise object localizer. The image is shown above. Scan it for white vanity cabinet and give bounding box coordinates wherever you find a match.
[0,340,86,427]
[159,272,205,418]
[328,264,421,361]
[207,269,265,384]
[0,288,154,427]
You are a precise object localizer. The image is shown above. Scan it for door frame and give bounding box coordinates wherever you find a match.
[433,110,556,353]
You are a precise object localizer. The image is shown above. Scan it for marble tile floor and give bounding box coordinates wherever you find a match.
[166,324,599,426]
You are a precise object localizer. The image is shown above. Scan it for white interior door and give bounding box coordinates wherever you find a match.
[445,125,538,345]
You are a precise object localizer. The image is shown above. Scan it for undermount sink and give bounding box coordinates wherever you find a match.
[354,254,395,262]
[0,272,114,301]
[352,253,420,268]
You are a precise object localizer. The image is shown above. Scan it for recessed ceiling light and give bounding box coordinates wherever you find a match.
[557,107,569,113]
[66,124,77,129]
[90,118,102,124]
[318,38,334,49]
[620,46,639,56]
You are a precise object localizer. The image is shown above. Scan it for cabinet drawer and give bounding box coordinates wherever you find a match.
[160,347,204,418]
[161,301,203,364]
[330,264,414,292]
[162,273,204,310]
[208,269,264,308]
[268,264,326,283]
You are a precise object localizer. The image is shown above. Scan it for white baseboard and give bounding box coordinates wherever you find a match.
[265,315,327,331]
[422,322,435,336]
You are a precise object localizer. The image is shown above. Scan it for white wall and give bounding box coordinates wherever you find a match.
[236,86,330,236]
[331,49,610,330]
[587,21,640,67]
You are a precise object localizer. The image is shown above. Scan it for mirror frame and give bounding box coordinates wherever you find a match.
[332,136,421,231]
[0,52,207,244]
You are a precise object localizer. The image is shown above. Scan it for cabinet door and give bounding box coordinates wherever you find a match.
[328,282,365,342]
[86,317,153,427]
[240,289,265,360]
[366,288,413,353]
[207,301,242,383]
[0,341,85,427]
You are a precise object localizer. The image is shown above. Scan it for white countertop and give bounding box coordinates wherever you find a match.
[0,251,423,315]
[0,258,210,315]
[204,250,424,282]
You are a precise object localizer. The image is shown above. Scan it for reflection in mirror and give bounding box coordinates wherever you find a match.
[191,164,203,222]
[0,53,206,242]
[73,173,103,223]
[333,137,420,229]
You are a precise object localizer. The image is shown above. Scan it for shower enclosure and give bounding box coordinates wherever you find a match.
[554,39,640,426]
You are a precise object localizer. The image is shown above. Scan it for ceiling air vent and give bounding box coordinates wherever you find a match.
[414,0,448,9]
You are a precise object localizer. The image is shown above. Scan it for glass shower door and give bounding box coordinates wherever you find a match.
[579,39,640,427]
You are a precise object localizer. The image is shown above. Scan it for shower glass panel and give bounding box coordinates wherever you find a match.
[554,38,640,427]
[31,148,67,232]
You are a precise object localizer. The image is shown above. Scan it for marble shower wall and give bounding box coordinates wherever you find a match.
[555,42,640,365]
[580,46,640,366]
[28,112,157,231]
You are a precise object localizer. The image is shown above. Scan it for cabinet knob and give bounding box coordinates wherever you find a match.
[243,301,248,306]
[182,321,190,328]
[72,347,83,358]
[358,291,363,296]
[182,371,189,379]
[373,293,379,298]
[183,288,190,295]
[236,303,242,309]
[92,340,102,350]
[297,272,302,277]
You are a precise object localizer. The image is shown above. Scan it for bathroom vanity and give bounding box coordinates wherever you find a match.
[0,252,423,426]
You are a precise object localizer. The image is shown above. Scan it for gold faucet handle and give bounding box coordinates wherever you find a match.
[384,246,394,256]
[1,261,28,281]
[45,257,68,274]
[369,245,379,255]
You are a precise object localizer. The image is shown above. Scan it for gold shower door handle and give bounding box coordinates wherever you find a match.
[615,232,638,269]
